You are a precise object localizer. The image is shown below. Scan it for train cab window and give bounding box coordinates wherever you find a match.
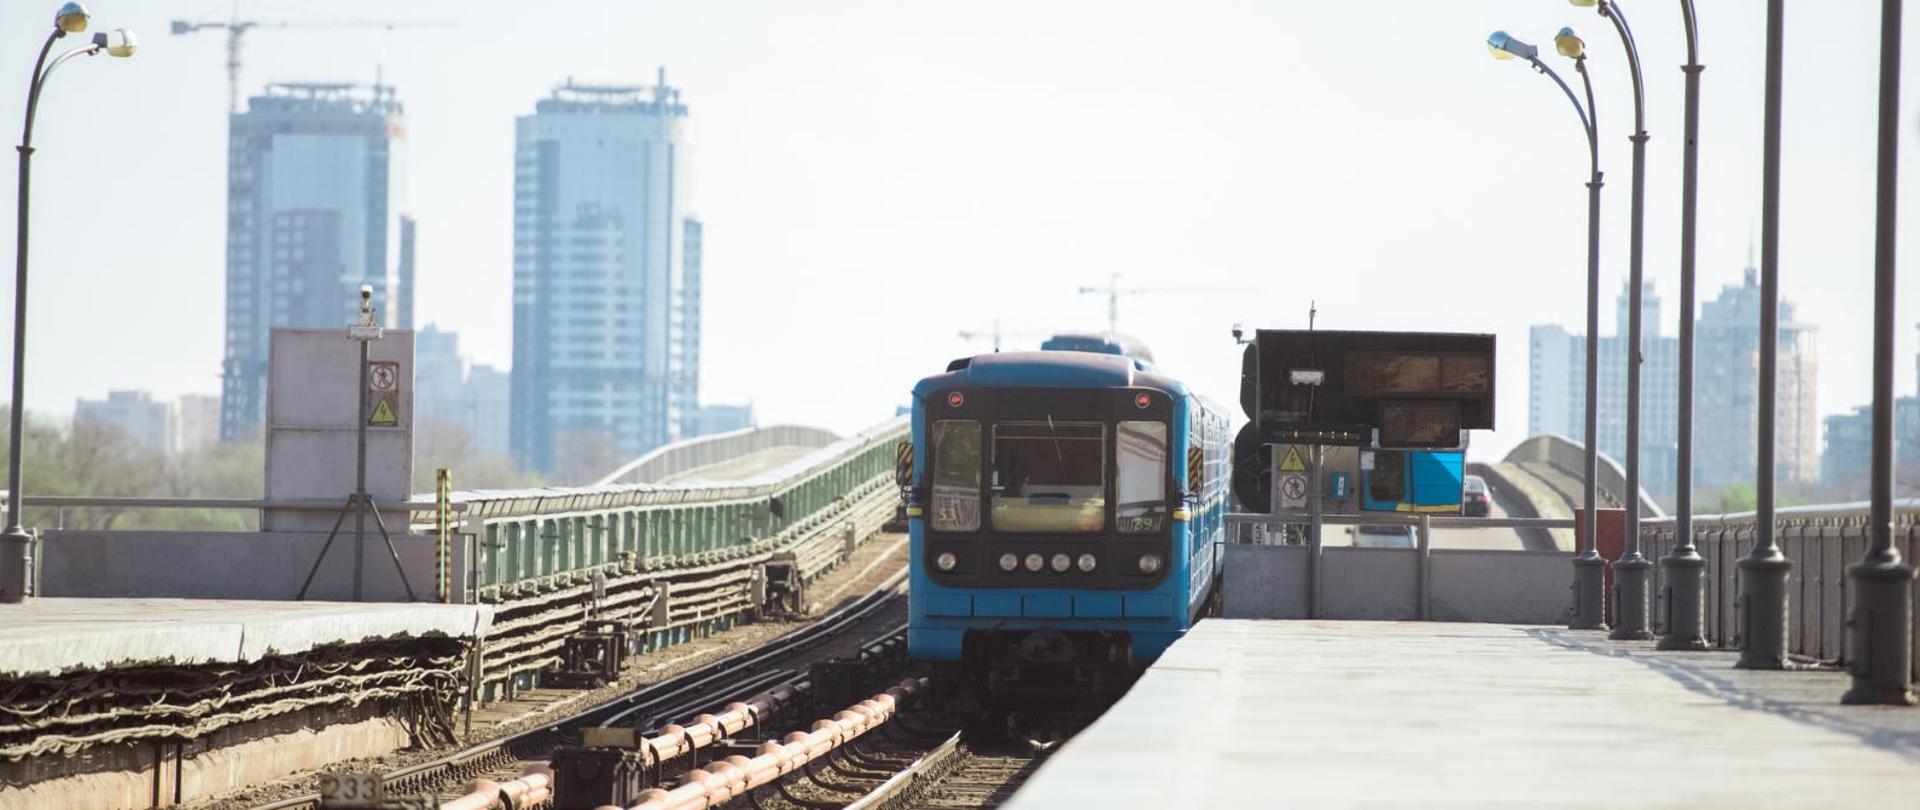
[1116,421,1168,534]
[930,420,982,532]
[989,420,1106,533]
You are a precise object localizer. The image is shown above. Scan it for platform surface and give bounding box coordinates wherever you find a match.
[0,597,491,677]
[1006,620,1920,808]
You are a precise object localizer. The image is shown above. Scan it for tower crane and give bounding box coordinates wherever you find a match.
[1077,273,1259,336]
[171,11,455,113]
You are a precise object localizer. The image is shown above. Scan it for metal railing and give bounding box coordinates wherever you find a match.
[426,416,905,599]
[1639,499,1920,681]
[1226,512,1576,621]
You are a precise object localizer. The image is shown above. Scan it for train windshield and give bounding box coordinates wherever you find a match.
[1115,421,1168,533]
[990,420,1106,532]
[929,420,982,532]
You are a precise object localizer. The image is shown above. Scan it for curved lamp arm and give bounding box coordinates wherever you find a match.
[1598,0,1647,134]
[1527,56,1598,169]
[19,30,65,149]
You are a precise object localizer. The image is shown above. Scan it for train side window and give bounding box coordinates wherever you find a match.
[1117,420,1168,534]
[930,420,981,532]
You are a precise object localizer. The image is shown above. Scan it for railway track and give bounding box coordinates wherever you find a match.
[828,732,1051,810]
[250,567,908,810]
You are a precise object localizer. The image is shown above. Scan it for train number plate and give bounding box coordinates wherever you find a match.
[318,771,384,806]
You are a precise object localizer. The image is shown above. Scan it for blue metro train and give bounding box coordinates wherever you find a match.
[903,349,1230,723]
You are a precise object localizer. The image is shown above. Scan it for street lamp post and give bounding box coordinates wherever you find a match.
[1576,0,1654,642]
[0,3,137,603]
[1658,0,1710,652]
[1737,0,1792,670]
[1841,0,1914,705]
[1487,28,1608,630]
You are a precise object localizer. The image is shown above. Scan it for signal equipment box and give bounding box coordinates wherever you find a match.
[1239,329,1495,449]
[1232,329,1493,516]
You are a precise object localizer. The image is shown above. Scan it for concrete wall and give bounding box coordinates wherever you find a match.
[40,528,467,603]
[1322,548,1420,620]
[1223,543,1308,618]
[1222,543,1571,624]
[1429,550,1571,624]
[266,328,414,532]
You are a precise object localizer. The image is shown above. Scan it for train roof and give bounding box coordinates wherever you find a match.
[1039,332,1156,364]
[913,350,1189,398]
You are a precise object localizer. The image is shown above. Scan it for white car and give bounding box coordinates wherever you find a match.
[1354,523,1417,548]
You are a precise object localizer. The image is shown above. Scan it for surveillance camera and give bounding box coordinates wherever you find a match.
[1231,323,1245,343]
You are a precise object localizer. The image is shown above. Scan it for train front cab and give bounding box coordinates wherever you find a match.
[904,374,1225,715]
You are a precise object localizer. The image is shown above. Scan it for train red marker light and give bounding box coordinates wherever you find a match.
[947,392,964,408]
[1134,393,1151,409]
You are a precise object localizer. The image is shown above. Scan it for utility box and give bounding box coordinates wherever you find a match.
[264,327,415,531]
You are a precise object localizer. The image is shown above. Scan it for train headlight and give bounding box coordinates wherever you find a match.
[1076,553,1097,572]
[935,552,958,572]
[1024,553,1045,572]
[998,553,1019,572]
[1050,553,1071,573]
[1137,553,1163,575]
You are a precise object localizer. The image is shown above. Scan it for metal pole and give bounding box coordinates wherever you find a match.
[1417,513,1432,621]
[1660,0,1710,651]
[1571,57,1608,631]
[0,29,65,604]
[1601,0,1653,641]
[1738,0,1792,670]
[352,335,369,601]
[1308,444,1324,619]
[1843,0,1915,705]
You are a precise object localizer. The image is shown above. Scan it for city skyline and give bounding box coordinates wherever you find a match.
[1530,265,1823,501]
[2,2,1920,464]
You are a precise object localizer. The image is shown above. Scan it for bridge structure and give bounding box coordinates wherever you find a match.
[0,417,1917,808]
[0,418,907,808]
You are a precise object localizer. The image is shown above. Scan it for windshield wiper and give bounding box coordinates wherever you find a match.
[1046,414,1064,461]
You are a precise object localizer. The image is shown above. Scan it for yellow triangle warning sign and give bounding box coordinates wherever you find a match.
[369,397,398,427]
[1279,445,1307,472]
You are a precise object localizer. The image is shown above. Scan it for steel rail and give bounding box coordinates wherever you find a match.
[841,730,964,810]
[250,566,908,810]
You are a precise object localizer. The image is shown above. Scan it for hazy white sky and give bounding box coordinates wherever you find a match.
[2,1,1918,462]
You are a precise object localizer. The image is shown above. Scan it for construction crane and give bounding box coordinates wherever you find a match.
[171,10,455,113]
[1077,273,1259,336]
[956,319,1046,353]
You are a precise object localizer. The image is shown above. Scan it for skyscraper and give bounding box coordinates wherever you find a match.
[220,83,410,441]
[511,72,701,473]
[1526,281,1679,499]
[1695,265,1819,490]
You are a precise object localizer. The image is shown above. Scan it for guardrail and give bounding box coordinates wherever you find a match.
[1226,513,1576,622]
[426,416,905,600]
[1639,499,1920,682]
[444,416,907,702]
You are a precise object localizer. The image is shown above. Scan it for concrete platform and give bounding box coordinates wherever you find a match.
[0,597,491,677]
[1007,620,1920,808]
